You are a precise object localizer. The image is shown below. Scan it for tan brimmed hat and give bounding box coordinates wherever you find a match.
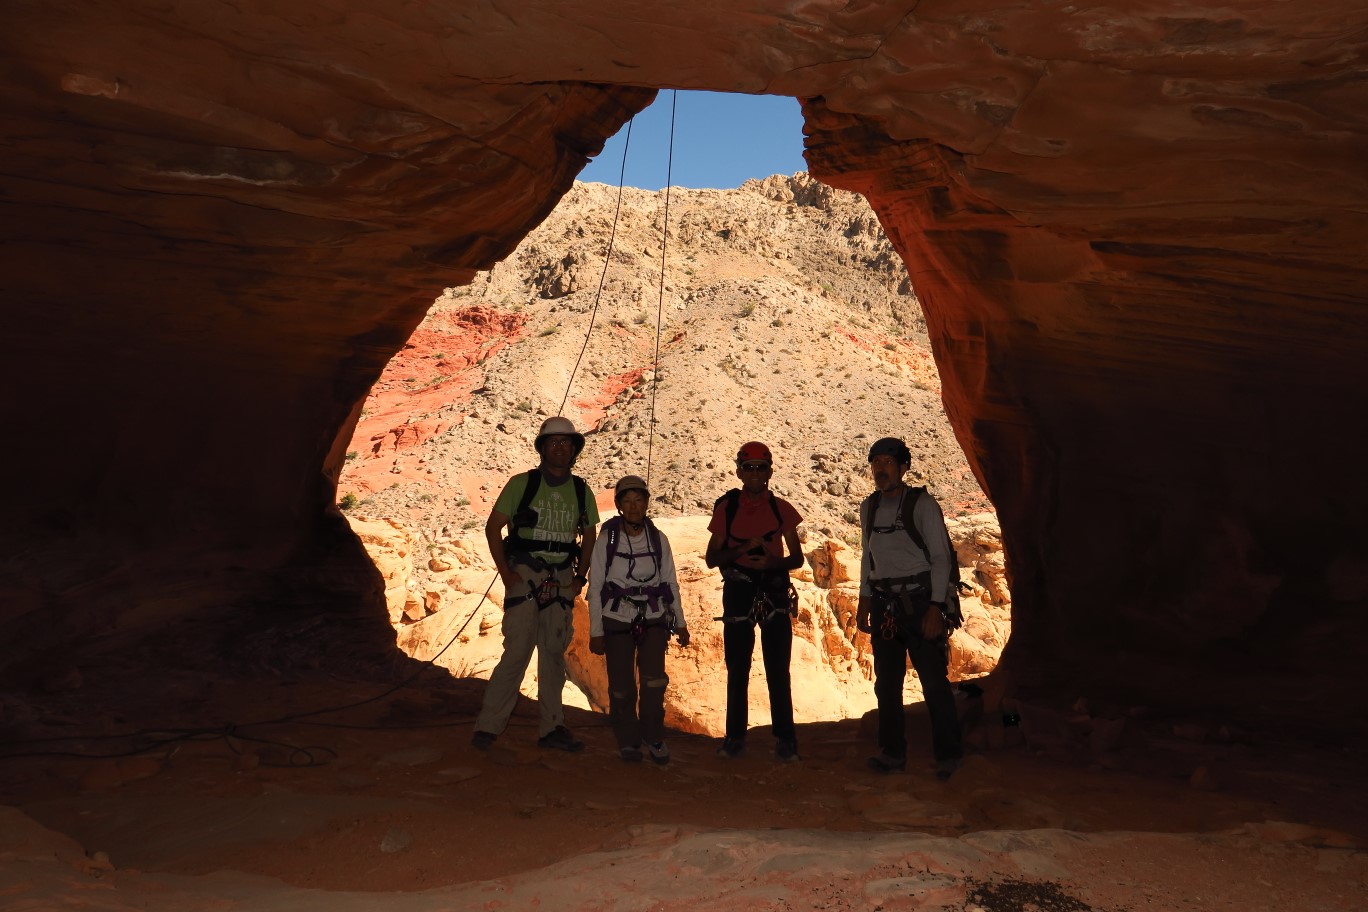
[614,474,649,501]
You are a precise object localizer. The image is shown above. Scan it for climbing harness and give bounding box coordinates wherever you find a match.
[497,467,591,612]
[501,554,575,611]
[870,575,927,641]
[598,515,676,632]
[713,568,798,626]
[861,486,970,629]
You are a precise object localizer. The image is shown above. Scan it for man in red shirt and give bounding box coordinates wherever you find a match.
[705,441,805,761]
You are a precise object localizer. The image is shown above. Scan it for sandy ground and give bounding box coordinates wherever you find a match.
[3,667,1365,910]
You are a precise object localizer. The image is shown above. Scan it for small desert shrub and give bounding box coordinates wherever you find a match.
[339,493,358,510]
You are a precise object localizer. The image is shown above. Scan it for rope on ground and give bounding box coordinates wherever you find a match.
[0,575,501,764]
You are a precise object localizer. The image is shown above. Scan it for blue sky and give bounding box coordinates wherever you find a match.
[576,91,808,191]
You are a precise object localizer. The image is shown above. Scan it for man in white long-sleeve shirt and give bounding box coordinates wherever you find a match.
[588,475,689,764]
[855,437,963,780]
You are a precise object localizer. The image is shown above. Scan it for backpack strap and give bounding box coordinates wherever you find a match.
[902,486,967,619]
[508,469,589,558]
[900,486,931,561]
[646,517,665,571]
[717,488,741,544]
[571,474,589,531]
[766,493,783,535]
[717,488,785,545]
[860,492,877,543]
[510,468,542,535]
[601,515,623,567]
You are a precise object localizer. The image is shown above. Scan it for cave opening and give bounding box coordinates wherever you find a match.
[329,87,1005,743]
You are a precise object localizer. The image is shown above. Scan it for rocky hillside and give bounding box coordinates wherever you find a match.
[339,173,989,547]
[337,174,1008,729]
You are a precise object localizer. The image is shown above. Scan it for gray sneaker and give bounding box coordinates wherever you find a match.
[647,741,670,765]
[470,730,497,751]
[538,725,585,753]
[775,739,799,762]
[619,745,643,763]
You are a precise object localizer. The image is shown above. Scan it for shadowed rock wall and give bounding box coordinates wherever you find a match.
[2,1,1365,728]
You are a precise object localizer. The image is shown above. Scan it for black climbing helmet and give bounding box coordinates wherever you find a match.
[867,437,911,465]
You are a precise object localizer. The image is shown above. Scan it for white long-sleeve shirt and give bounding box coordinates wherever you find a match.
[859,486,953,603]
[587,520,684,638]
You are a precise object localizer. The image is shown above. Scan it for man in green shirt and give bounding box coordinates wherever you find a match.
[471,416,599,752]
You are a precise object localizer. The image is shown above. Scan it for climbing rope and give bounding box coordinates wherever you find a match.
[644,91,676,488]
[0,576,500,766]
[557,118,635,419]
[556,91,677,494]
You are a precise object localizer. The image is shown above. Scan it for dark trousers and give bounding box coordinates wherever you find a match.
[721,578,796,743]
[870,598,962,763]
[602,617,670,748]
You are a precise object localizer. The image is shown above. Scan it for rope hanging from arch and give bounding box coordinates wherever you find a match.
[449,93,678,648]
[556,90,677,493]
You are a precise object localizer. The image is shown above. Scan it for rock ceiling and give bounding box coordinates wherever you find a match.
[3,1,1366,731]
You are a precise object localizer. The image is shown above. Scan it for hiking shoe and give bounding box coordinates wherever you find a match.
[716,736,745,758]
[866,751,906,773]
[538,725,585,753]
[647,741,670,765]
[470,730,497,752]
[935,757,961,781]
[775,739,799,762]
[619,745,643,763]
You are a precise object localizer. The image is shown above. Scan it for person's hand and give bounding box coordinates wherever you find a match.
[675,629,691,648]
[736,537,768,568]
[922,603,947,639]
[855,596,872,633]
[589,635,605,656]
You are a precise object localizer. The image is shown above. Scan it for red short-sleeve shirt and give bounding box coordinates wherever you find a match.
[708,490,803,563]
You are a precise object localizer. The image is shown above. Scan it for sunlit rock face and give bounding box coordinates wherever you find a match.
[3,2,1365,726]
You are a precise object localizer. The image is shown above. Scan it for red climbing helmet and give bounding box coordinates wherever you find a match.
[735,441,772,465]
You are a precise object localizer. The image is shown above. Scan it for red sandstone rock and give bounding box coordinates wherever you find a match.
[1,1,1365,739]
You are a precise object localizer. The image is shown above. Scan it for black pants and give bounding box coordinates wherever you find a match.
[721,578,796,743]
[870,593,962,763]
[602,617,670,749]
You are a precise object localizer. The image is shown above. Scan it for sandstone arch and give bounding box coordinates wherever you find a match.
[2,2,1366,737]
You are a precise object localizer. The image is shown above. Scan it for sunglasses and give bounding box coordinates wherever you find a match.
[740,462,771,472]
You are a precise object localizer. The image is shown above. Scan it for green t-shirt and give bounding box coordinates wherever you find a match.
[494,470,600,564]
